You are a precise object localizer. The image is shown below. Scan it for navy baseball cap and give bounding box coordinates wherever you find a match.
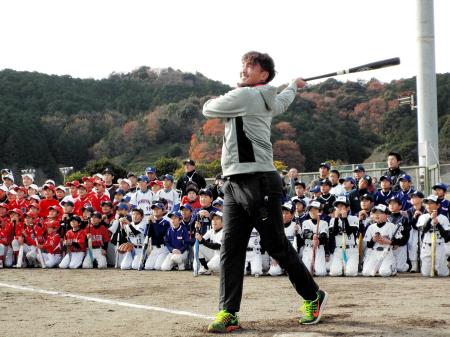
[117,203,129,211]
[163,174,174,182]
[61,200,74,207]
[137,175,149,183]
[387,196,402,204]
[310,185,320,193]
[343,177,356,185]
[151,203,165,210]
[291,197,307,207]
[168,211,182,219]
[101,200,113,207]
[319,162,331,170]
[361,175,372,185]
[319,178,332,187]
[131,208,144,216]
[333,196,349,207]
[92,211,103,219]
[281,202,294,212]
[360,193,374,202]
[398,174,412,182]
[145,167,156,174]
[410,191,425,199]
[115,189,126,196]
[199,188,213,197]
[212,198,224,206]
[180,204,193,212]
[379,175,392,183]
[432,183,448,192]
[353,165,365,172]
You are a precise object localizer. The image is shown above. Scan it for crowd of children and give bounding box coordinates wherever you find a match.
[0,157,449,277]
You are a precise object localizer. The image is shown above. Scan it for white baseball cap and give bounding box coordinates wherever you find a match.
[21,173,34,182]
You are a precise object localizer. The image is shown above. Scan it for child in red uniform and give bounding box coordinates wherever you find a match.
[59,216,86,269]
[38,185,60,218]
[10,208,26,267]
[38,221,62,268]
[22,212,46,267]
[0,208,14,268]
[82,212,110,269]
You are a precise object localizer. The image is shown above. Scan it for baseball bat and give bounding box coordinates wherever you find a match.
[138,223,151,271]
[430,226,436,277]
[87,223,94,268]
[310,214,321,275]
[304,57,400,82]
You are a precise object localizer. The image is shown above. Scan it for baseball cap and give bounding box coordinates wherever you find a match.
[25,211,36,218]
[353,165,365,172]
[48,205,60,213]
[398,174,412,182]
[424,195,439,204]
[310,185,321,193]
[61,200,75,207]
[212,198,224,207]
[29,184,39,190]
[333,196,349,207]
[102,168,114,175]
[360,193,374,202]
[46,220,60,228]
[387,196,402,204]
[3,174,14,182]
[42,184,56,191]
[127,172,136,178]
[65,180,80,187]
[361,175,372,185]
[371,204,390,214]
[117,203,129,211]
[93,173,105,181]
[56,185,66,191]
[343,177,356,185]
[92,211,103,219]
[131,208,144,216]
[319,179,332,187]
[81,205,95,213]
[21,173,34,182]
[151,203,165,210]
[183,159,196,166]
[307,200,322,210]
[29,195,41,202]
[319,162,331,170]
[137,175,149,183]
[199,188,213,197]
[150,180,163,187]
[118,178,132,186]
[9,208,23,216]
[45,179,56,186]
[145,167,156,174]
[1,168,12,176]
[82,176,95,184]
[162,174,174,182]
[379,175,392,183]
[410,191,425,199]
[0,202,8,209]
[281,202,294,212]
[180,204,193,212]
[186,185,199,194]
[0,185,8,193]
[291,197,306,207]
[168,211,182,219]
[210,210,223,219]
[115,189,126,196]
[432,183,448,192]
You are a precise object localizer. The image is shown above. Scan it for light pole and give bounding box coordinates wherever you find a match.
[59,167,73,183]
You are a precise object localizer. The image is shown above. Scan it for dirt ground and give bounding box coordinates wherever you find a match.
[1,269,449,337]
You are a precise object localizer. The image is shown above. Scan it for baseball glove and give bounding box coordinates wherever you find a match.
[118,242,134,253]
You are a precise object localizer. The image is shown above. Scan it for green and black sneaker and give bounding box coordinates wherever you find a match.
[207,309,241,333]
[299,289,328,325]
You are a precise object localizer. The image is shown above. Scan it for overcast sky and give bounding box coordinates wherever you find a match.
[1,0,449,87]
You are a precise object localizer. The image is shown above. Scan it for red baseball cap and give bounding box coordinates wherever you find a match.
[42,184,56,191]
[9,208,23,216]
[65,180,80,187]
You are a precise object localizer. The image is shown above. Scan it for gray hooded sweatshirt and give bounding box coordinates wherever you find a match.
[202,82,298,176]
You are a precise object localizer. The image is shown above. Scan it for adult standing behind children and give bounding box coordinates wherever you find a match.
[202,51,327,332]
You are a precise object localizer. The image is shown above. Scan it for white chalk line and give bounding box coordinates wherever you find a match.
[0,282,214,320]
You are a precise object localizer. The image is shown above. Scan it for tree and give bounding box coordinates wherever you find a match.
[273,140,305,171]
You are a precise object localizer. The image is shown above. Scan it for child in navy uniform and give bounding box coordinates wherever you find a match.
[144,203,170,270]
[161,211,190,271]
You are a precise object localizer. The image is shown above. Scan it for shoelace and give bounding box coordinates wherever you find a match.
[304,299,318,317]
[214,310,233,324]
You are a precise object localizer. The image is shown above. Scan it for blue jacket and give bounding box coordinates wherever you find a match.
[438,198,450,219]
[374,190,395,206]
[148,218,170,247]
[397,188,415,210]
[165,225,190,253]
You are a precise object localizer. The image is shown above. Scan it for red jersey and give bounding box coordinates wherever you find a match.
[41,232,61,254]
[7,200,18,211]
[0,221,14,245]
[181,196,201,210]
[23,225,46,246]
[42,218,60,232]
[74,194,100,215]
[12,221,25,239]
[65,228,86,253]
[38,199,60,218]
[16,198,30,213]
[87,224,110,249]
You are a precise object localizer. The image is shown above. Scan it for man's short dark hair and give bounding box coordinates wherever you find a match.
[242,51,275,83]
[388,152,402,161]
[330,169,340,178]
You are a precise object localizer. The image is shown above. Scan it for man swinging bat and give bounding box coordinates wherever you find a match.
[202,51,328,332]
